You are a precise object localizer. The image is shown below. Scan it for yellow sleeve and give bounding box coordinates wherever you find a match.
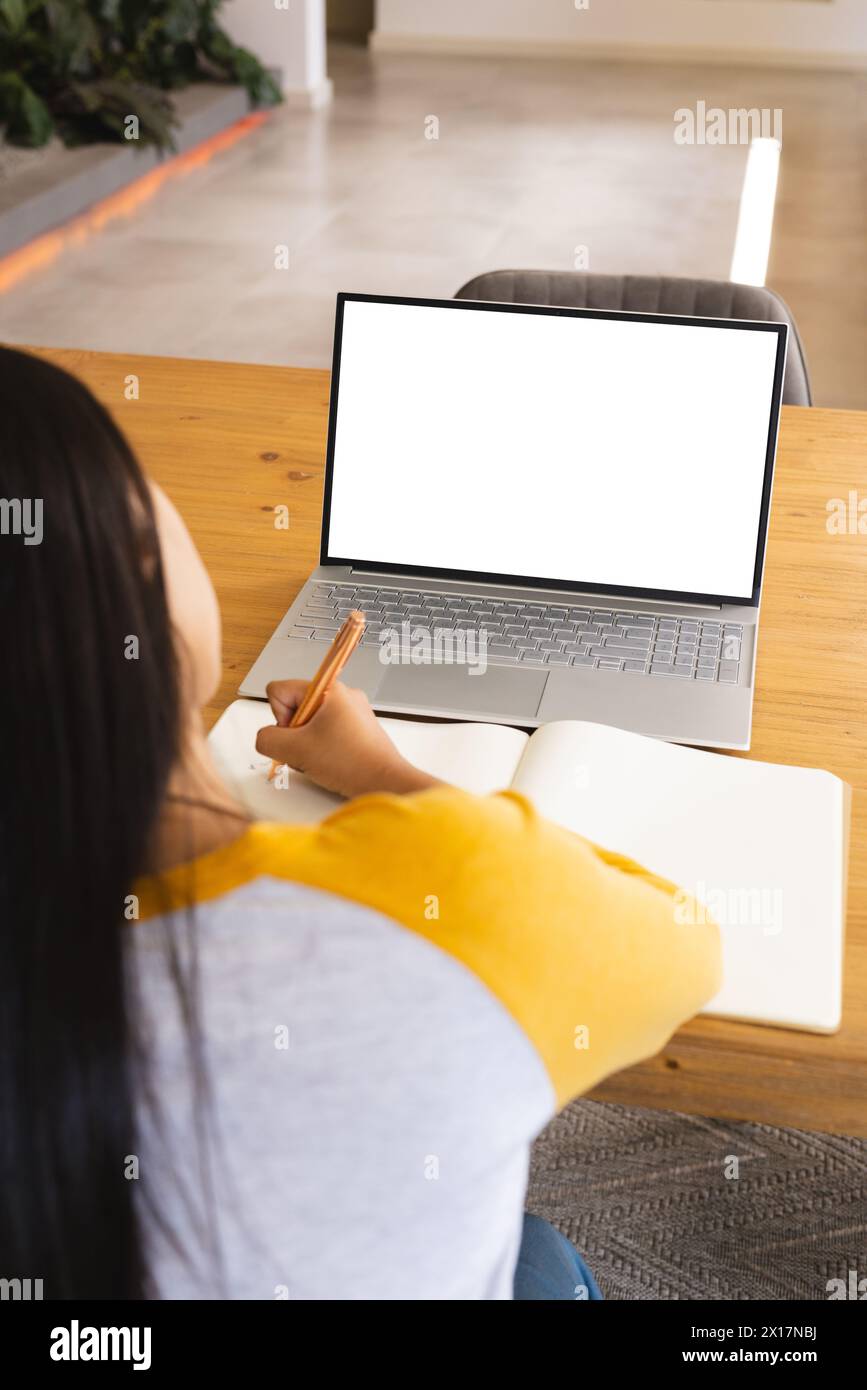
[277,787,722,1109]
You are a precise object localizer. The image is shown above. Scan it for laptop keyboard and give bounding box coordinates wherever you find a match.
[290,583,744,684]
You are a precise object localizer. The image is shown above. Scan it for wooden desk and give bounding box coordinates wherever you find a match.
[29,347,867,1138]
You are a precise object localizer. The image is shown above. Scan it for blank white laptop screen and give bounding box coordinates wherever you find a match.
[325,298,783,601]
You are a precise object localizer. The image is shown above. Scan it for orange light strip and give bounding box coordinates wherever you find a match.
[0,110,271,295]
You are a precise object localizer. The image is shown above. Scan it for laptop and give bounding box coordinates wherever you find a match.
[240,292,788,751]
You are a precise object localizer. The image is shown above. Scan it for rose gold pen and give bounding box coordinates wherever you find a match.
[266,610,366,781]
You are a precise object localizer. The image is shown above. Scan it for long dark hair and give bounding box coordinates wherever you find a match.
[0,346,183,1298]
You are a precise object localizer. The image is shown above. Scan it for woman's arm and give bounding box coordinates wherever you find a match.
[256,683,722,1112]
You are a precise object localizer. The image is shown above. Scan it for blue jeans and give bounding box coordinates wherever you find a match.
[513,1213,603,1301]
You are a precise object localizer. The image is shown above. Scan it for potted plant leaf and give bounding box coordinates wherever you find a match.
[0,0,281,151]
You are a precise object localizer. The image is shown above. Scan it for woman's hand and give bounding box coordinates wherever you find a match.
[256,680,442,799]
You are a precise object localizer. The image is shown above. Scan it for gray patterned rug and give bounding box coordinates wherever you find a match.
[526,1099,867,1300]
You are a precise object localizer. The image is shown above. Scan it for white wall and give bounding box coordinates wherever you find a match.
[373,0,867,68]
[222,0,332,105]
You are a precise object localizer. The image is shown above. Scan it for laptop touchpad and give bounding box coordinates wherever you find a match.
[375,663,548,721]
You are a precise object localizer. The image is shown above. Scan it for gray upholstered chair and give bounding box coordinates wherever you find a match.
[455,271,812,407]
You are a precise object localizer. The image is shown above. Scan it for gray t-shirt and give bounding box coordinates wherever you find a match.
[131,877,554,1300]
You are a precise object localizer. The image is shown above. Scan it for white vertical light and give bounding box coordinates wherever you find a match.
[730,137,782,287]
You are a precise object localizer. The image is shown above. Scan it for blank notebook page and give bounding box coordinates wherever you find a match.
[512,721,846,1032]
[208,700,528,824]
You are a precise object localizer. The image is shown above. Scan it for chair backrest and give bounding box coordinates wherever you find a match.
[454,270,811,407]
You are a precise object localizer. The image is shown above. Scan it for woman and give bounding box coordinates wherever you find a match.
[0,346,720,1300]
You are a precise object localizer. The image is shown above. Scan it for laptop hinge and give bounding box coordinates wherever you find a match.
[347,567,724,611]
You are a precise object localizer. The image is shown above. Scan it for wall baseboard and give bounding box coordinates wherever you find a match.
[282,78,334,110]
[369,31,867,74]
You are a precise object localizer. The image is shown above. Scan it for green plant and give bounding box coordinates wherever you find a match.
[0,0,282,150]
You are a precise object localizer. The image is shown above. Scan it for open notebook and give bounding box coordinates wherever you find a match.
[209,699,848,1035]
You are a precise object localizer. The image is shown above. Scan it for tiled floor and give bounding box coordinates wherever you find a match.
[1,44,864,406]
